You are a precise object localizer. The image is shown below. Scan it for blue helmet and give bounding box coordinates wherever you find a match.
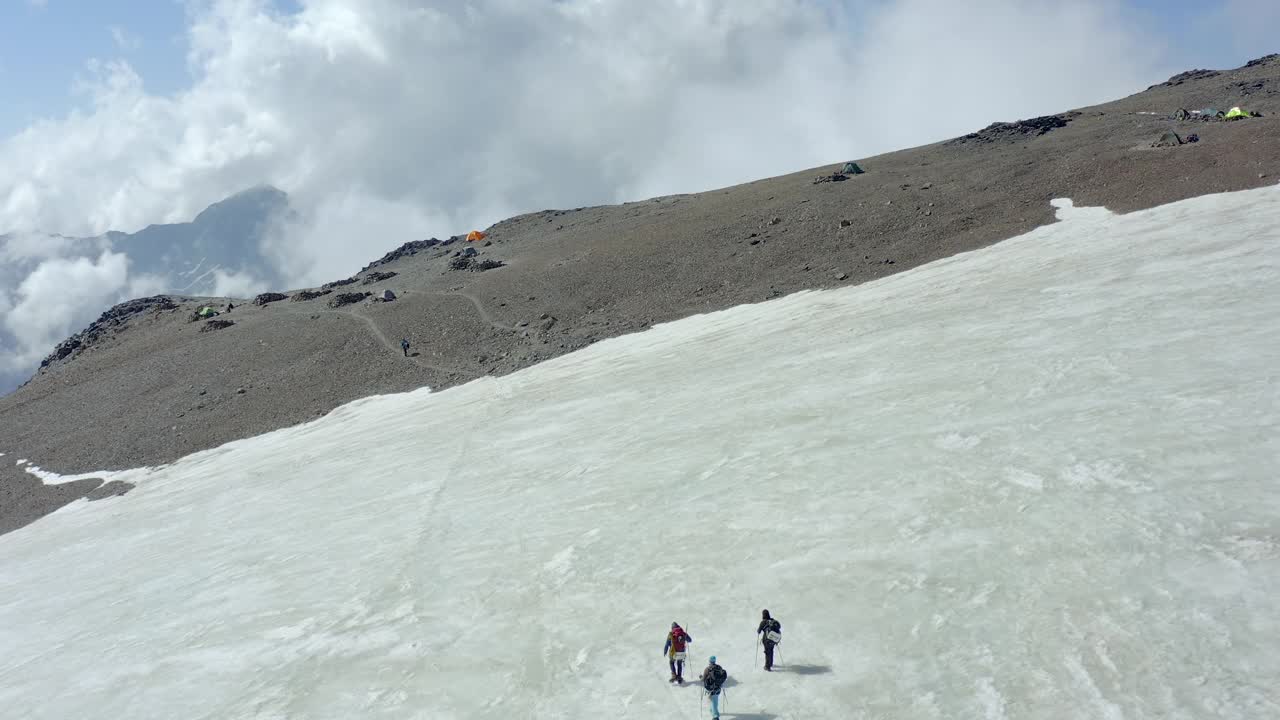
[709,656,717,663]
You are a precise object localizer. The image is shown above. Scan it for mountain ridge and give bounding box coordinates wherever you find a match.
[1,53,1278,534]
[0,185,291,394]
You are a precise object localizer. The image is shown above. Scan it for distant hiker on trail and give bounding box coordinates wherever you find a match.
[226,302,234,313]
[400,338,410,357]
[701,655,728,719]
[664,622,692,683]
[757,609,782,671]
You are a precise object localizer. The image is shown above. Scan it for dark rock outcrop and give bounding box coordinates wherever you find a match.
[360,239,442,272]
[291,289,332,302]
[253,292,288,306]
[200,319,236,333]
[948,112,1080,145]
[449,256,506,272]
[1152,69,1221,89]
[322,277,358,290]
[362,271,398,285]
[329,292,372,308]
[40,296,178,368]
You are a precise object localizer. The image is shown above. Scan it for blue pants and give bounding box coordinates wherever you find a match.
[709,692,720,717]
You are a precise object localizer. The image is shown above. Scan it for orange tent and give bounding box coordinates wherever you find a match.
[466,230,487,242]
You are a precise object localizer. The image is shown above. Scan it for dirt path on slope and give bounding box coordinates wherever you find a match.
[401,289,519,332]
[272,300,470,376]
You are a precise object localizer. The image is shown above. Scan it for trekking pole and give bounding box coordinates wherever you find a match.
[754,636,759,670]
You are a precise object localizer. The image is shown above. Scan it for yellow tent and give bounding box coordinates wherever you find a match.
[466,230,487,242]
[1224,107,1251,120]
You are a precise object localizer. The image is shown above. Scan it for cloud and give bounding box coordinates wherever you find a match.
[1,251,132,371]
[109,25,143,52]
[0,0,1192,376]
[210,268,268,297]
[0,232,106,265]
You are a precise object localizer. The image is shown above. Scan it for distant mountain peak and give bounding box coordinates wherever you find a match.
[192,185,289,227]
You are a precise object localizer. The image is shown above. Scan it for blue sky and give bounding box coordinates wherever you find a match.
[0,1,191,136]
[0,0,1271,140]
[0,0,302,137]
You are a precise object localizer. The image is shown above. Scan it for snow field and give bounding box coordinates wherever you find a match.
[1,186,1278,718]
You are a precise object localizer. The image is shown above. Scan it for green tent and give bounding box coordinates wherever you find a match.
[197,306,219,318]
[1224,107,1252,120]
[840,162,865,175]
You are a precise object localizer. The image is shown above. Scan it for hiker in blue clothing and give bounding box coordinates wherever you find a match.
[701,656,728,719]
[400,338,410,357]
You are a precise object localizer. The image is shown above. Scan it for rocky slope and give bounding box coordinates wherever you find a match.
[2,54,1278,533]
[0,186,291,394]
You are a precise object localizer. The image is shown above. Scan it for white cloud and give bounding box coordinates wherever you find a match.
[0,0,1190,374]
[0,2,1177,264]
[0,232,105,264]
[109,25,143,52]
[1,251,131,371]
[210,268,268,297]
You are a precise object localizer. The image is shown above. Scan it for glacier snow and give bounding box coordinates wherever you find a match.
[2,186,1279,719]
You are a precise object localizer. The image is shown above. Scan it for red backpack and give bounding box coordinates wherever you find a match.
[670,627,689,652]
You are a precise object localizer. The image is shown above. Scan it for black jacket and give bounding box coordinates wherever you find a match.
[702,663,727,693]
[758,617,782,644]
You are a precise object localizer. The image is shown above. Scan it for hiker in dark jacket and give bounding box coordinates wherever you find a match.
[663,622,693,683]
[700,656,727,719]
[757,609,782,671]
[400,338,410,357]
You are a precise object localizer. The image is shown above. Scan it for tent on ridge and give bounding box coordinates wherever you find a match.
[840,162,865,175]
[197,306,219,318]
[466,230,487,242]
[1224,107,1253,120]
[1152,131,1182,148]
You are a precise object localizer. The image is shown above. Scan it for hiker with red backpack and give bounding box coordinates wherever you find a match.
[663,622,693,683]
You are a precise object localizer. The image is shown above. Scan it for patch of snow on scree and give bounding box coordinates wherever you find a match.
[2,187,1279,719]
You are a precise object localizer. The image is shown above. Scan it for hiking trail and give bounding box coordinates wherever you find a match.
[402,289,519,332]
[271,300,468,376]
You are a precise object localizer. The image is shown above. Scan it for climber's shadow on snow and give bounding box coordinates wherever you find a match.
[774,663,832,675]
